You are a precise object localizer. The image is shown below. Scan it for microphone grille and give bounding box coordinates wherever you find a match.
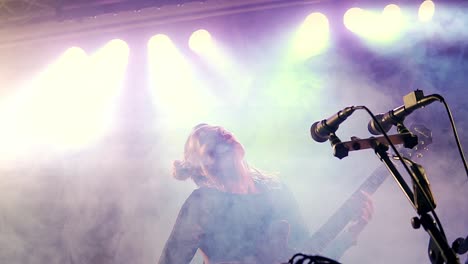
[310,121,329,142]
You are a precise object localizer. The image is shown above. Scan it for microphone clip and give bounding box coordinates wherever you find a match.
[329,133,349,159]
[396,123,419,149]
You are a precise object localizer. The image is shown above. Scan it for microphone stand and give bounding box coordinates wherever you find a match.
[330,130,461,263]
[371,138,459,264]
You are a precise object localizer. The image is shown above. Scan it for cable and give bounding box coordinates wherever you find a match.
[436,95,468,179]
[355,106,417,201]
[286,253,341,264]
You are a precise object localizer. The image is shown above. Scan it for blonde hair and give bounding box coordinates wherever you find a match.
[172,124,275,188]
[173,124,215,187]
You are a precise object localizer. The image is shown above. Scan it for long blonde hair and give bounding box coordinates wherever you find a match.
[172,124,275,188]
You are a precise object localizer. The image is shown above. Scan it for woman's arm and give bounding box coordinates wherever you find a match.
[318,190,374,260]
[158,191,204,264]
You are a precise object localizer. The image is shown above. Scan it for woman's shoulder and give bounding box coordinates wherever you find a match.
[178,188,223,218]
[253,176,286,192]
[187,187,220,201]
[186,187,228,206]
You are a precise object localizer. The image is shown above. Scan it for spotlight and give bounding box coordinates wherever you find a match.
[104,39,129,54]
[62,47,88,62]
[381,4,404,37]
[291,12,330,59]
[382,4,401,18]
[187,29,237,81]
[92,39,129,76]
[419,0,435,22]
[189,29,213,54]
[343,7,366,33]
[148,34,176,57]
[344,6,404,44]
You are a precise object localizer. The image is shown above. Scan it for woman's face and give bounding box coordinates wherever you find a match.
[192,125,245,162]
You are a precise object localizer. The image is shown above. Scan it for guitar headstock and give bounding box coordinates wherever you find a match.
[399,124,433,158]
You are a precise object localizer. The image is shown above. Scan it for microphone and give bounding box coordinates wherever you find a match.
[368,90,442,135]
[310,106,356,142]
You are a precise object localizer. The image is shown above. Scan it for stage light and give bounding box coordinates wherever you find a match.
[344,6,403,44]
[343,7,367,33]
[147,34,198,85]
[381,4,404,38]
[91,39,129,75]
[60,47,88,65]
[147,34,187,77]
[148,34,176,59]
[96,39,129,65]
[419,0,435,22]
[189,29,214,54]
[187,29,231,73]
[291,12,330,60]
[382,4,401,18]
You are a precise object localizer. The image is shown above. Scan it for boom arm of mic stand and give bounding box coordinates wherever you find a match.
[330,132,417,160]
[335,132,418,153]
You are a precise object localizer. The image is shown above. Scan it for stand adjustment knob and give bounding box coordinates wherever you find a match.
[411,217,421,229]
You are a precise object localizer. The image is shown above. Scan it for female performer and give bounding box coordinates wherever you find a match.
[158,124,372,264]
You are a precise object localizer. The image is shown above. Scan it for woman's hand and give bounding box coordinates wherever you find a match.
[320,191,374,260]
[343,190,374,246]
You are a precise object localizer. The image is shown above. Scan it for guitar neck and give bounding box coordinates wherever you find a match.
[310,164,391,252]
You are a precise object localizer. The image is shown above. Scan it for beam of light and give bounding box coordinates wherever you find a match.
[290,12,330,60]
[188,29,240,80]
[0,40,129,155]
[147,34,217,127]
[187,30,251,108]
[0,47,90,156]
[344,6,404,44]
[419,0,435,22]
[74,39,129,147]
[41,39,129,150]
